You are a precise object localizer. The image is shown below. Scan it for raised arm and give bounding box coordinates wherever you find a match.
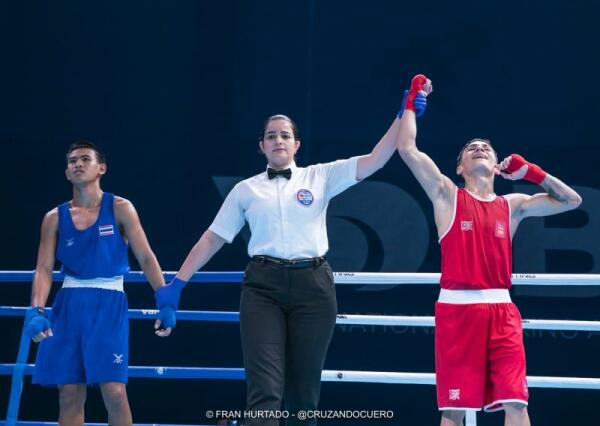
[355,119,402,181]
[500,154,582,224]
[28,209,58,342]
[396,76,455,204]
[396,111,455,203]
[356,76,434,181]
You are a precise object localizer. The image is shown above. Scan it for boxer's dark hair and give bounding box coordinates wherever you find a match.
[457,138,497,165]
[66,141,106,164]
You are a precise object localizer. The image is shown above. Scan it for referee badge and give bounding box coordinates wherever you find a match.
[296,189,314,206]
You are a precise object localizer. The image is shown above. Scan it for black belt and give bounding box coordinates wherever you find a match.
[252,255,327,269]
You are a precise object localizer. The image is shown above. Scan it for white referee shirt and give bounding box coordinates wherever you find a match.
[209,157,360,259]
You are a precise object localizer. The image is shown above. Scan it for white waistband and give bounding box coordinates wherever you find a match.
[62,275,124,292]
[438,288,511,304]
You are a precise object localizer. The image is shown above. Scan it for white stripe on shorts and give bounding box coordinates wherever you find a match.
[62,275,124,292]
[438,288,511,304]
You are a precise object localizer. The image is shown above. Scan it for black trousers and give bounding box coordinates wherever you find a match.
[240,259,337,426]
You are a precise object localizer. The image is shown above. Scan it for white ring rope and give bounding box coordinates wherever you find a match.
[332,272,600,286]
[321,371,600,389]
[2,270,599,426]
[2,271,599,285]
[336,315,600,331]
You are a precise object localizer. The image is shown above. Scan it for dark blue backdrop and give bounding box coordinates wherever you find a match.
[1,1,599,425]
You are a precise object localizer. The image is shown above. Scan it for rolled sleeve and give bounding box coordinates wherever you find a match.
[323,156,360,199]
[208,185,246,243]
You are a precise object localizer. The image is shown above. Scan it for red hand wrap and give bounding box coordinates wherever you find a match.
[404,74,428,113]
[504,154,547,185]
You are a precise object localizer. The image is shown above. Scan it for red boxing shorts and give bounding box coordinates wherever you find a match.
[435,296,528,412]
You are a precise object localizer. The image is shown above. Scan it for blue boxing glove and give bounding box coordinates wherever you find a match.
[397,90,428,119]
[154,277,187,330]
[25,306,51,340]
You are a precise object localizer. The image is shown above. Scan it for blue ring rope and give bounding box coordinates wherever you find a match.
[0,422,211,426]
[0,307,240,322]
[0,271,243,283]
[0,271,243,425]
[0,365,245,380]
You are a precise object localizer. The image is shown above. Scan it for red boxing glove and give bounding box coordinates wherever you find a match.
[503,154,547,185]
[404,74,428,114]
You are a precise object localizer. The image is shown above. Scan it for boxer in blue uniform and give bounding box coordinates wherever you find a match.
[25,141,171,426]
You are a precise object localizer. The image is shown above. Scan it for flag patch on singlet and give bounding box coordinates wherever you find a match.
[495,221,506,238]
[99,225,115,236]
[460,220,473,231]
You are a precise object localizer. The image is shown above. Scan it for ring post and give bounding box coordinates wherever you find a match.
[5,318,32,426]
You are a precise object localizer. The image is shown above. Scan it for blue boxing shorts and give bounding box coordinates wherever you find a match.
[32,283,129,386]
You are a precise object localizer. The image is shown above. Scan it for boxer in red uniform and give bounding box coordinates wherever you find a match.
[396,77,582,426]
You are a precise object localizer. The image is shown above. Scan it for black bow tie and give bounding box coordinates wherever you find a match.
[267,168,292,180]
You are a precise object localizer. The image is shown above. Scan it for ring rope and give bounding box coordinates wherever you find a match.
[2,307,600,331]
[2,270,599,426]
[1,365,599,390]
[0,271,599,286]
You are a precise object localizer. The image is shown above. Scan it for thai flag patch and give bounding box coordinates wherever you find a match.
[99,225,115,236]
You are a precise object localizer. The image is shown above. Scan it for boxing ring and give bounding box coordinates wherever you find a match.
[2,271,600,426]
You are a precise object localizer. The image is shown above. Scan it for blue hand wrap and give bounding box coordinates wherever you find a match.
[397,90,427,118]
[157,305,177,329]
[155,277,187,310]
[25,307,51,338]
